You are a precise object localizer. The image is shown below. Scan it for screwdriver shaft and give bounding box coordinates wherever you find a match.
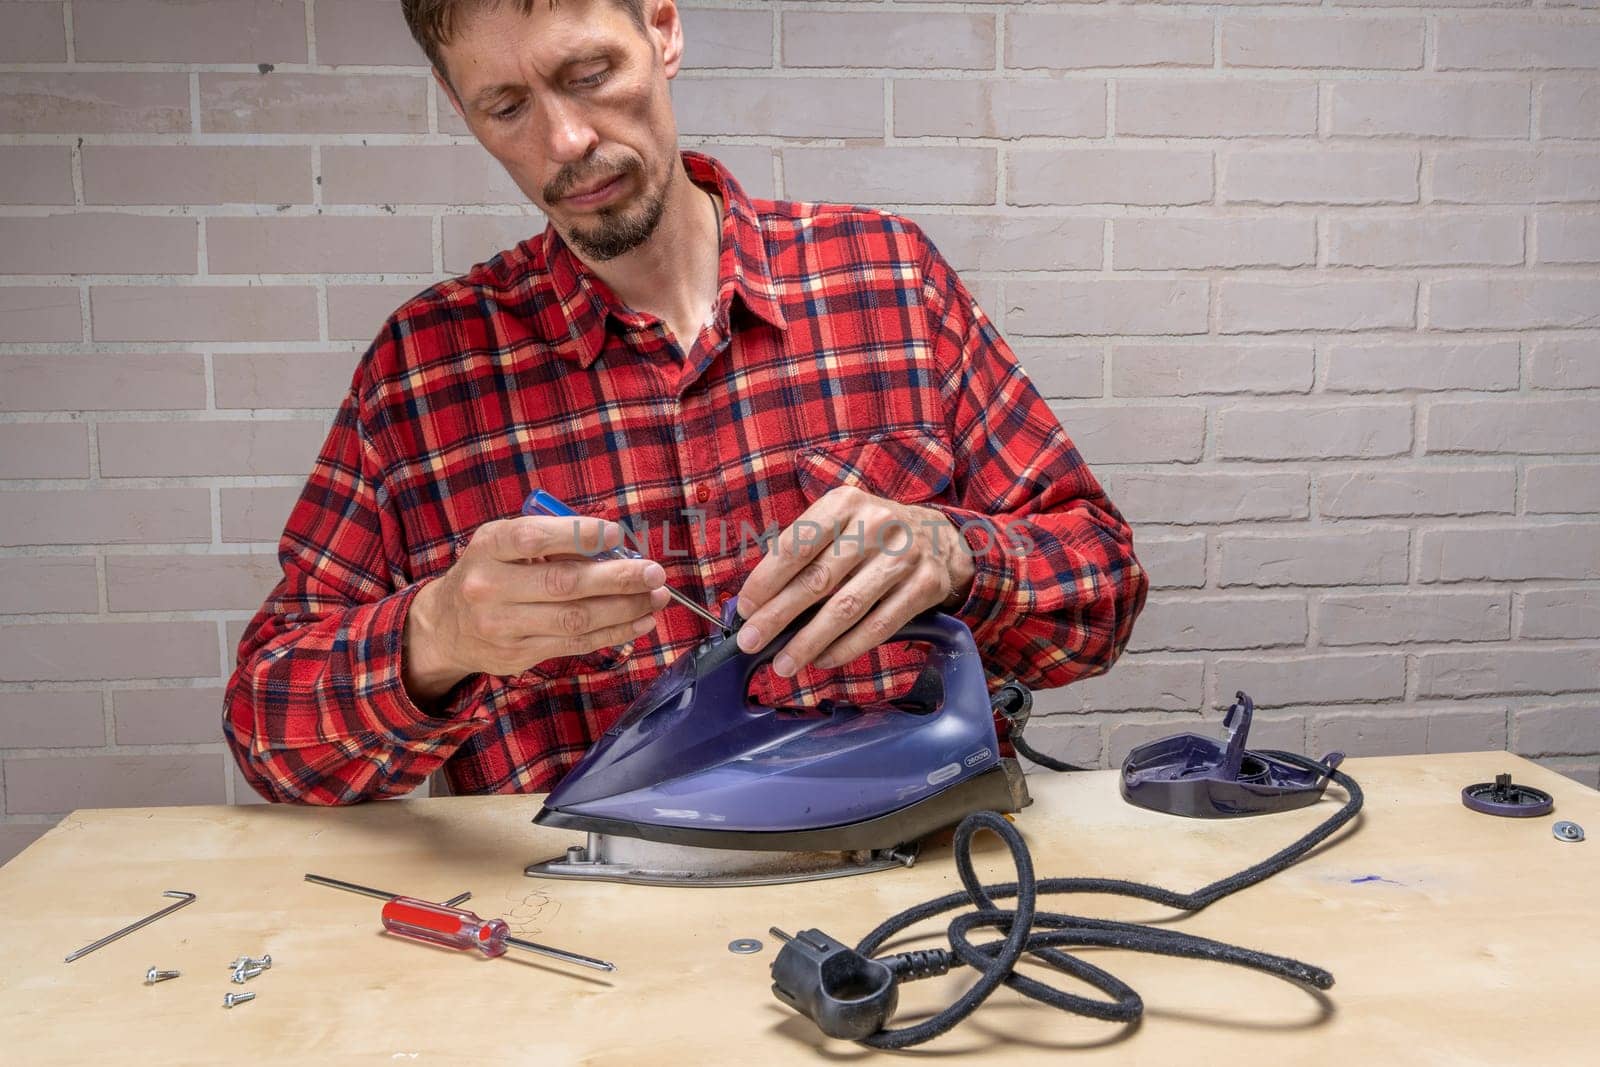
[506,935,616,972]
[305,873,471,907]
[662,586,731,633]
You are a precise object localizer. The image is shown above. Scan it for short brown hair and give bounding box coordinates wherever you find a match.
[402,0,648,77]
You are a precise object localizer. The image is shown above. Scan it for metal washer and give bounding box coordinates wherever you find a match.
[1553,820,1585,843]
[728,938,764,955]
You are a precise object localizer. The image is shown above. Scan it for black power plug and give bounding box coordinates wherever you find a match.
[768,928,954,1041]
[769,928,898,1041]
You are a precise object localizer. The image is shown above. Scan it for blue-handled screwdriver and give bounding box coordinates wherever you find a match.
[522,488,731,635]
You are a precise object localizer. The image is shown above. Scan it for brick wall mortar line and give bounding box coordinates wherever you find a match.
[68,141,83,207]
[18,202,1486,219]
[93,552,107,616]
[882,77,893,144]
[60,0,74,64]
[3,608,261,624]
[100,686,114,749]
[1,743,233,760]
[75,282,89,344]
[2,273,441,286]
[12,130,1597,150]
[209,484,224,547]
[201,351,217,414]
[303,0,318,68]
[0,340,361,355]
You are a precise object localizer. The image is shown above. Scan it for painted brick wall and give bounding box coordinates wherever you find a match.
[2,0,1597,862]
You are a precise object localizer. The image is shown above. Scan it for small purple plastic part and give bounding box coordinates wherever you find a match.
[1460,772,1553,818]
[1119,691,1344,819]
[538,602,1005,835]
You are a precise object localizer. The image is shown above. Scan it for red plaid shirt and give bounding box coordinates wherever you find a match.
[224,152,1147,804]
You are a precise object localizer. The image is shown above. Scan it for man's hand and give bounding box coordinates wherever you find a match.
[734,486,975,677]
[403,515,669,704]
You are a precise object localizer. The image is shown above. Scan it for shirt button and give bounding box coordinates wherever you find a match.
[694,482,710,504]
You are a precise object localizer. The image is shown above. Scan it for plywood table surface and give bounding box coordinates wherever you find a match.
[1,751,1595,1065]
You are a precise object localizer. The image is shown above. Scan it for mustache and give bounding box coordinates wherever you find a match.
[543,156,641,203]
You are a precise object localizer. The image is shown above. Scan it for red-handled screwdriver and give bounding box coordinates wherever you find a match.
[379,896,616,972]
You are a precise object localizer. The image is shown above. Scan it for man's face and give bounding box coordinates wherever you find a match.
[438,0,683,261]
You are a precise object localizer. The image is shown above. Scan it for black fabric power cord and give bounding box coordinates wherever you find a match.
[772,752,1362,1049]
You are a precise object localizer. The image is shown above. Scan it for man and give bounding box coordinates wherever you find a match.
[223,0,1147,804]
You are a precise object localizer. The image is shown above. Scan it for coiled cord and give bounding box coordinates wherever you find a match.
[851,753,1361,1049]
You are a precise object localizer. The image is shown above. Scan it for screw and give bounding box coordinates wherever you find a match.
[222,991,256,1008]
[144,967,181,984]
[232,964,265,984]
[229,954,272,971]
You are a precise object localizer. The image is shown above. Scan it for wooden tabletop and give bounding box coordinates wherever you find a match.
[1,751,1595,1065]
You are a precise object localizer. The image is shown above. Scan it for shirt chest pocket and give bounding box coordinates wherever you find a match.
[794,428,956,507]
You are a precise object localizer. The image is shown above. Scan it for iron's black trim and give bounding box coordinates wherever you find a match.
[535,760,1032,852]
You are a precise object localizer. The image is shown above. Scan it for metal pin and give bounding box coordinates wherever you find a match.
[304,873,470,907]
[65,890,197,964]
[505,934,616,973]
[663,588,732,635]
[769,927,794,943]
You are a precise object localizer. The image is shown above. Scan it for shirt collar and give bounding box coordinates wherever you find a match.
[539,150,786,369]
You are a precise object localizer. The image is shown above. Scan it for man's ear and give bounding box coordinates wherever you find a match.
[434,67,468,125]
[648,0,685,80]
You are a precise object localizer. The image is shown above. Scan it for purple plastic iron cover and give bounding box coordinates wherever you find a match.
[1120,691,1344,818]
[533,601,1031,851]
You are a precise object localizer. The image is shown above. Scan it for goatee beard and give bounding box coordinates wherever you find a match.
[549,157,671,262]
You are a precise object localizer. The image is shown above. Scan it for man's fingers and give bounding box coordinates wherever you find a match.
[765,560,903,678]
[736,549,861,659]
[492,588,668,641]
[538,609,661,661]
[735,493,853,620]
[812,578,931,673]
[481,555,666,606]
[477,599,660,675]
[474,515,622,563]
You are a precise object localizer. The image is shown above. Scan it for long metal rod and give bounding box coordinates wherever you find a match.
[65,889,197,963]
[304,873,470,907]
[505,935,616,973]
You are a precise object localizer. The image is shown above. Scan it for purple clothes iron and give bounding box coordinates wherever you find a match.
[1120,691,1344,819]
[526,603,1031,886]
